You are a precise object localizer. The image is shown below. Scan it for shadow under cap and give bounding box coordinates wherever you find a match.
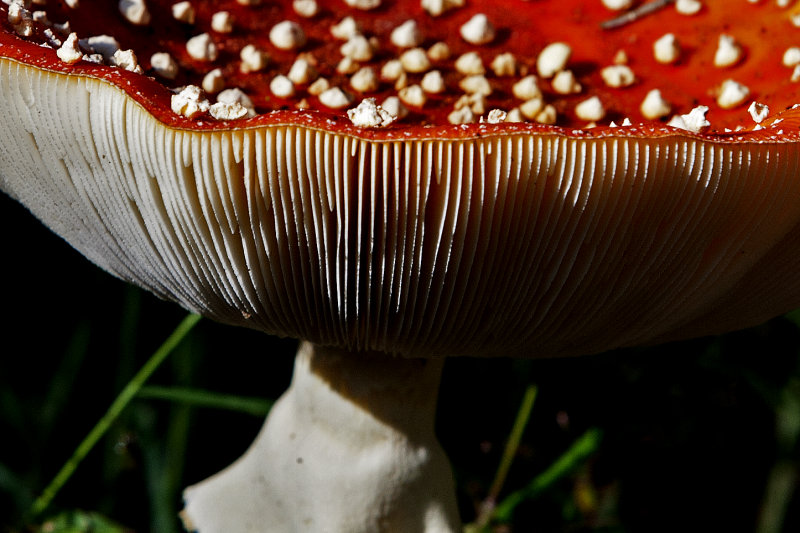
[307,343,444,433]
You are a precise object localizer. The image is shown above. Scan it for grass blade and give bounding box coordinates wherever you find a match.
[470,384,538,530]
[136,386,274,417]
[28,313,202,518]
[492,427,603,523]
[488,385,538,498]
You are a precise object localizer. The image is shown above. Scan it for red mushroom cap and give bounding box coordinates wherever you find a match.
[4,0,800,131]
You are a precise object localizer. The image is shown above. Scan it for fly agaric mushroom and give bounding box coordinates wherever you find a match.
[3,0,800,531]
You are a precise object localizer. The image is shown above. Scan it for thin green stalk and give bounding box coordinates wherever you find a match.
[137,385,274,417]
[28,313,202,518]
[159,402,192,532]
[488,385,538,498]
[472,385,538,529]
[492,427,603,523]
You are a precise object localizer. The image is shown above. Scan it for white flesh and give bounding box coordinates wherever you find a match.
[181,341,459,532]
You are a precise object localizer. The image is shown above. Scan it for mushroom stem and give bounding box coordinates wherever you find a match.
[181,341,460,532]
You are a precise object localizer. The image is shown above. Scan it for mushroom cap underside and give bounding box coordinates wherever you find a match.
[2,59,800,358]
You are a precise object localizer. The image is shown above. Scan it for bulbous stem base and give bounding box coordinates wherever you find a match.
[181,341,460,533]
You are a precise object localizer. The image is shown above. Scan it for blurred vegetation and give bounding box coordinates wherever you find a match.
[2,193,799,533]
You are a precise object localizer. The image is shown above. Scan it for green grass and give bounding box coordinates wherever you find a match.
[2,195,799,532]
[3,296,799,532]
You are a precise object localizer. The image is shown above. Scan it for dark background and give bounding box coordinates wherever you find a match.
[1,189,799,532]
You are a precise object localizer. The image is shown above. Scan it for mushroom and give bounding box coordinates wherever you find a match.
[2,0,800,531]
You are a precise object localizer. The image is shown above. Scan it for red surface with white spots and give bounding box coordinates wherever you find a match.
[2,0,800,134]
